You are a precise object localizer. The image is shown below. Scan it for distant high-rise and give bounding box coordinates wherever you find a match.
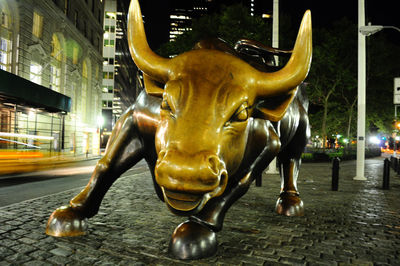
[169,0,212,42]
[167,0,271,42]
[101,0,138,148]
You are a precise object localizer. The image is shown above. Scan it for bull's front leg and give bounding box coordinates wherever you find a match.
[46,108,145,237]
[169,120,279,260]
[275,158,304,216]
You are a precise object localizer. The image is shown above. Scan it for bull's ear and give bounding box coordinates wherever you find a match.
[255,87,297,122]
[143,73,164,98]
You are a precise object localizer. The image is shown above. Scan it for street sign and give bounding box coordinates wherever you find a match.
[394,77,400,104]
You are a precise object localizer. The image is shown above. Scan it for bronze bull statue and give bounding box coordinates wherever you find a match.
[46,0,312,260]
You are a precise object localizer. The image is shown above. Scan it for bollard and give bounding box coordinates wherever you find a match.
[390,156,395,170]
[396,158,400,175]
[383,158,390,190]
[331,157,340,191]
[255,174,262,187]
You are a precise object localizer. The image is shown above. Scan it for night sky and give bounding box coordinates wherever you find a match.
[123,0,400,48]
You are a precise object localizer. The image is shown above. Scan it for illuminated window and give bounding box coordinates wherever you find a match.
[32,12,43,38]
[104,39,114,47]
[105,12,116,19]
[51,35,62,61]
[30,62,42,85]
[0,38,11,71]
[101,100,113,108]
[102,71,113,79]
[102,86,113,93]
[73,46,79,64]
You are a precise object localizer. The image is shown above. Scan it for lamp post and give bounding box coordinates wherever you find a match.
[97,115,104,156]
[266,0,280,175]
[356,13,400,178]
[354,0,367,180]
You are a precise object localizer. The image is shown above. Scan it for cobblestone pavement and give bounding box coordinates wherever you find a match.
[1,157,399,265]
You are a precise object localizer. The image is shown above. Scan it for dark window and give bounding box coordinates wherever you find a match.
[74,11,78,26]
[83,21,87,37]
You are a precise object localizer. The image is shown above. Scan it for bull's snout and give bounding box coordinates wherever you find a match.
[155,150,228,213]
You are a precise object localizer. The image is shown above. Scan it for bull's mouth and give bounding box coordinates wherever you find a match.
[161,170,228,215]
[162,189,203,212]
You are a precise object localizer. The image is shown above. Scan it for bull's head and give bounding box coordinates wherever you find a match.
[128,0,312,215]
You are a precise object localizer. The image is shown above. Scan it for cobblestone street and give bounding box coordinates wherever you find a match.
[1,157,399,265]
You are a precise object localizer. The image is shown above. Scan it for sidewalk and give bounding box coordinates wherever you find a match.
[0,157,399,265]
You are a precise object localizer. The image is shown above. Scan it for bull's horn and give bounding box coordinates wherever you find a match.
[256,10,312,97]
[128,0,170,83]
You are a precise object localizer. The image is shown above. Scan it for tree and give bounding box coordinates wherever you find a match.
[366,33,400,135]
[306,18,358,148]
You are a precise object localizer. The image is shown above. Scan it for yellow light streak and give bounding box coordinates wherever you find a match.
[0,132,54,140]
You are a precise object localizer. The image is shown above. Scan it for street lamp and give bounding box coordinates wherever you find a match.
[359,25,400,36]
[355,17,400,180]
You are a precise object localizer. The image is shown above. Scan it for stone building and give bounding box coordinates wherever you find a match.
[0,0,104,156]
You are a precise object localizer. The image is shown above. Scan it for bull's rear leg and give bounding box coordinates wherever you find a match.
[275,158,304,216]
[276,107,309,216]
[46,108,145,236]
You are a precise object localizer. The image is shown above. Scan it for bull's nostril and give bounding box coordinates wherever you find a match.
[207,155,220,175]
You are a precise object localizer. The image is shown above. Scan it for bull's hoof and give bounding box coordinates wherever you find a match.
[169,220,217,260]
[275,192,304,216]
[46,205,88,237]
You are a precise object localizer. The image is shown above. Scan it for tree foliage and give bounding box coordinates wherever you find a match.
[306,18,358,144]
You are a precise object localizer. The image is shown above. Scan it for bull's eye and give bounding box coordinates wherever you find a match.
[234,108,248,122]
[224,103,249,127]
[161,99,171,111]
[232,104,249,122]
[161,99,175,118]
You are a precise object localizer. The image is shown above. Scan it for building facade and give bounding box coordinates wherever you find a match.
[100,0,138,148]
[0,0,104,156]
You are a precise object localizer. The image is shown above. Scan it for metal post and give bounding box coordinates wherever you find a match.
[332,157,340,191]
[266,0,280,175]
[50,115,53,155]
[383,158,390,190]
[394,105,397,157]
[354,0,367,180]
[272,0,279,64]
